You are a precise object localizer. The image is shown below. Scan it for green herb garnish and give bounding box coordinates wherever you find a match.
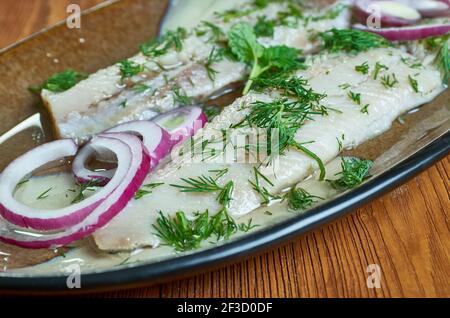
[140,27,187,57]
[30,69,87,93]
[172,85,192,106]
[36,187,53,200]
[373,62,388,80]
[118,60,144,79]
[347,91,361,105]
[355,61,369,75]
[319,28,389,54]
[380,73,398,88]
[249,167,281,205]
[254,16,275,38]
[135,183,164,200]
[408,75,419,93]
[71,180,103,204]
[284,187,323,211]
[328,157,373,190]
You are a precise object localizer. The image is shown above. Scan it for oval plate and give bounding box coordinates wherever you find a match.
[0,0,449,292]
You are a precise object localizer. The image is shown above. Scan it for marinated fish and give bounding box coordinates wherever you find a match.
[93,46,446,251]
[42,0,351,141]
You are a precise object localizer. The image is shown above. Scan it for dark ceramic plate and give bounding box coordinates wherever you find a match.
[0,0,449,292]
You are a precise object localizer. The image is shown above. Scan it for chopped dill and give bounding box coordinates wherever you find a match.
[119,100,127,108]
[254,16,275,38]
[134,183,164,200]
[355,61,369,75]
[204,46,224,81]
[118,60,144,79]
[195,21,224,43]
[139,27,187,57]
[328,157,373,190]
[71,180,103,204]
[347,91,361,105]
[361,104,370,114]
[36,187,53,200]
[373,62,388,80]
[171,85,193,106]
[132,83,151,93]
[338,83,351,90]
[249,167,281,205]
[319,28,389,54]
[408,75,419,93]
[238,219,259,232]
[29,69,87,93]
[380,73,398,88]
[284,187,323,211]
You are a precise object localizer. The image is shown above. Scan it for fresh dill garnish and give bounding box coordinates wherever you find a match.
[435,42,450,84]
[264,211,273,216]
[254,16,275,38]
[134,183,164,200]
[401,57,422,69]
[373,62,388,80]
[171,85,192,105]
[132,83,151,93]
[319,28,389,54]
[153,209,238,251]
[204,46,224,81]
[139,27,187,57]
[338,83,351,90]
[355,61,369,75]
[249,167,281,205]
[118,60,144,79]
[170,173,234,207]
[215,8,255,23]
[336,136,344,151]
[408,75,419,93]
[238,219,259,232]
[203,106,221,121]
[361,104,370,114]
[347,91,361,105]
[328,157,373,190]
[119,100,127,108]
[284,187,323,211]
[36,187,53,200]
[209,168,229,179]
[71,180,103,204]
[227,22,303,94]
[15,179,30,189]
[29,69,87,93]
[380,73,398,88]
[195,21,225,43]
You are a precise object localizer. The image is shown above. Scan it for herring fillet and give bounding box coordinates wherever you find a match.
[93,47,446,251]
[41,1,351,141]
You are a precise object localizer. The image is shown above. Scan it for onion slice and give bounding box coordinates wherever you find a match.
[353,22,450,40]
[410,0,450,18]
[73,121,171,184]
[0,136,136,231]
[153,107,207,145]
[354,0,422,27]
[0,133,151,249]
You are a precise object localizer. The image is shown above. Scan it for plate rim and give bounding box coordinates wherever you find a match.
[0,131,448,292]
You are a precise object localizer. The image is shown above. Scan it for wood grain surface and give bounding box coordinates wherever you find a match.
[0,0,449,298]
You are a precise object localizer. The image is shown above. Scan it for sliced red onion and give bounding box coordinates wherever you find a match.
[410,0,450,18]
[353,22,450,40]
[153,107,207,145]
[0,136,136,231]
[354,0,422,27]
[73,121,171,184]
[0,133,150,249]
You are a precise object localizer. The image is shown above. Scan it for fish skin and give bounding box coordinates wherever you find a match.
[93,47,446,251]
[41,1,351,141]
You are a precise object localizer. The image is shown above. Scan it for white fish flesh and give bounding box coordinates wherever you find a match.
[41,1,351,141]
[93,47,446,251]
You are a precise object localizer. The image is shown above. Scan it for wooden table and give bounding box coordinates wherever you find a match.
[0,0,449,298]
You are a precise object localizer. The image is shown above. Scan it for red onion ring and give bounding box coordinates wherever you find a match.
[353,22,450,40]
[72,121,171,184]
[0,136,138,231]
[0,133,150,249]
[354,0,422,27]
[153,107,207,145]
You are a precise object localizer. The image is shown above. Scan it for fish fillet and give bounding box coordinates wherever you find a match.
[93,47,446,251]
[41,1,351,141]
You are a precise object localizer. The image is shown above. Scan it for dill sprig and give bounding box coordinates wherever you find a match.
[71,180,103,204]
[380,73,398,88]
[284,187,323,211]
[170,172,234,207]
[347,91,361,105]
[320,28,389,54]
[373,62,388,80]
[328,157,373,190]
[118,60,144,79]
[29,69,87,93]
[139,27,187,57]
[408,75,419,93]
[172,84,193,106]
[204,47,224,81]
[195,21,225,43]
[355,61,369,75]
[249,167,281,205]
[435,42,450,84]
[153,209,236,252]
[254,16,275,38]
[135,183,164,200]
[36,187,53,200]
